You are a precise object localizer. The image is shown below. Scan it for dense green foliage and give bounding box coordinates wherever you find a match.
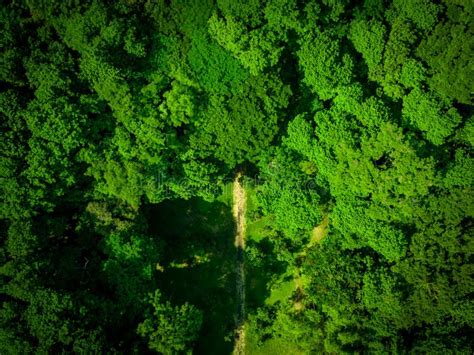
[1,0,473,353]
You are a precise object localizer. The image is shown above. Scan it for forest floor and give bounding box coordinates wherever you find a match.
[147,197,236,354]
[233,172,247,355]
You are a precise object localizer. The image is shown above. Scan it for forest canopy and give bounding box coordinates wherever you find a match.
[0,0,473,354]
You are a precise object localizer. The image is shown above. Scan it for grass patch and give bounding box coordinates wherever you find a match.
[266,277,295,305]
[246,320,304,355]
[310,215,329,245]
[245,184,276,243]
[246,216,274,243]
[216,181,234,208]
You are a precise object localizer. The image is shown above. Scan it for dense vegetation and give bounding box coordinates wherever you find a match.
[1,0,473,353]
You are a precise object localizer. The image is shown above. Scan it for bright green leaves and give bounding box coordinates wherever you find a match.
[350,19,386,70]
[331,199,409,262]
[375,17,417,98]
[350,1,469,145]
[0,3,27,86]
[368,226,408,262]
[124,27,146,57]
[84,147,167,208]
[0,91,30,219]
[392,0,440,31]
[25,100,85,155]
[5,221,38,259]
[188,30,248,93]
[190,92,272,167]
[159,81,196,127]
[138,290,203,354]
[51,5,174,206]
[190,74,290,167]
[258,148,322,242]
[264,0,301,32]
[403,88,462,145]
[24,289,75,351]
[416,1,474,104]
[208,13,282,75]
[351,0,472,106]
[443,149,474,188]
[361,122,436,200]
[285,94,436,262]
[320,0,351,21]
[350,6,430,100]
[399,58,426,88]
[1,1,473,353]
[298,30,354,100]
[102,229,161,315]
[17,37,89,210]
[362,268,412,329]
[285,114,315,159]
[268,178,321,241]
[216,0,264,28]
[0,302,33,354]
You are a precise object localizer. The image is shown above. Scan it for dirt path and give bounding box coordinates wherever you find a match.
[233,172,246,355]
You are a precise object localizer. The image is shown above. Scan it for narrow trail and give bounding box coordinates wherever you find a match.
[233,172,246,355]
